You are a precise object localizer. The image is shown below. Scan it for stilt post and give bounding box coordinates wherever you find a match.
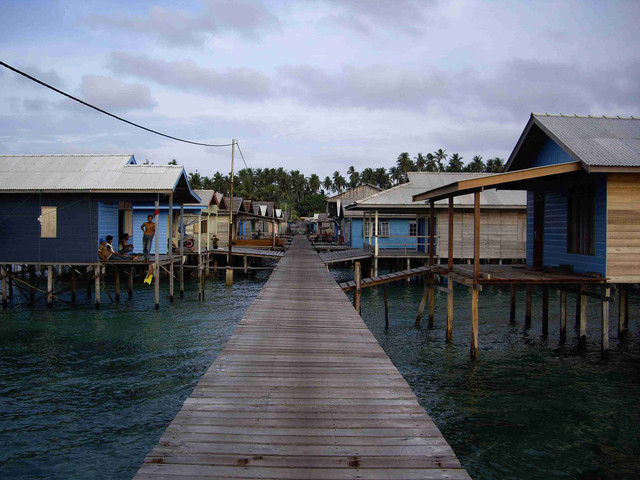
[471,287,479,359]
[169,261,174,302]
[71,267,76,304]
[542,285,549,336]
[446,275,454,342]
[128,266,133,298]
[1,265,7,309]
[354,261,362,314]
[578,284,587,350]
[601,285,610,355]
[509,284,517,323]
[382,284,389,327]
[415,277,429,327]
[525,285,532,327]
[618,283,627,338]
[154,196,160,310]
[94,265,100,309]
[559,288,567,344]
[115,267,120,302]
[180,203,185,298]
[47,265,54,308]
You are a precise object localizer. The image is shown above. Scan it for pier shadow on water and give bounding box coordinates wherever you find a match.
[0,272,270,480]
[332,267,640,480]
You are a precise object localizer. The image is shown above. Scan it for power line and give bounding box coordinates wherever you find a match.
[235,141,249,170]
[0,60,233,148]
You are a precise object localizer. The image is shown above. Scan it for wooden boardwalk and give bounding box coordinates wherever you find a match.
[338,265,440,291]
[134,236,470,479]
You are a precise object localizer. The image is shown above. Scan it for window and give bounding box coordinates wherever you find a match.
[364,219,389,237]
[40,206,57,238]
[409,221,417,237]
[567,184,595,255]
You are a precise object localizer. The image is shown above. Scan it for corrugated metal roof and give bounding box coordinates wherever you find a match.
[191,189,215,207]
[534,114,640,167]
[0,154,191,192]
[354,173,526,208]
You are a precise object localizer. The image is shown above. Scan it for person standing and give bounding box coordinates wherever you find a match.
[140,215,156,262]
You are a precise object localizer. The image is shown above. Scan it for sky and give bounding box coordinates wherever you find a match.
[1,0,639,180]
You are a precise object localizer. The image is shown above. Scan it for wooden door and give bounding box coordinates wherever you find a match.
[533,192,545,267]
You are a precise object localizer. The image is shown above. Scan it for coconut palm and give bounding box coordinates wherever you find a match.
[332,171,347,194]
[396,152,413,183]
[446,153,464,172]
[347,166,360,189]
[485,157,505,173]
[465,155,486,173]
[433,149,447,172]
[308,174,321,194]
[323,176,333,193]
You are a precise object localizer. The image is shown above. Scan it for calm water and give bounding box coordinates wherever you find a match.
[333,268,640,480]
[0,272,269,480]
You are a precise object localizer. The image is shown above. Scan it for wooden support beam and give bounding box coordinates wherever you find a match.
[428,276,435,328]
[169,261,174,303]
[243,255,248,274]
[601,285,610,355]
[382,284,389,327]
[115,267,120,302]
[618,283,627,339]
[180,203,185,297]
[578,284,587,350]
[30,266,36,301]
[429,200,435,266]
[542,285,549,336]
[214,258,218,275]
[205,253,210,277]
[71,267,76,304]
[509,284,517,323]
[473,192,480,285]
[94,266,100,309]
[354,261,362,314]
[1,265,7,309]
[86,266,92,299]
[525,285,532,327]
[448,197,454,271]
[446,275,453,342]
[471,287,479,359]
[559,288,567,344]
[47,265,54,308]
[128,267,133,298]
[7,265,12,299]
[575,289,581,327]
[155,196,160,310]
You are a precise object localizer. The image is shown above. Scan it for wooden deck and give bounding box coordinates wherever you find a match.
[134,236,470,480]
[339,265,441,291]
[208,247,285,259]
[453,264,605,285]
[319,248,373,264]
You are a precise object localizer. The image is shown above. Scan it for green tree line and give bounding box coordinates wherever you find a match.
[183,149,505,218]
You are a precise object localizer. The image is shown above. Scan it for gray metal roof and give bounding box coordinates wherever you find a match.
[352,172,526,209]
[507,114,640,171]
[191,189,216,207]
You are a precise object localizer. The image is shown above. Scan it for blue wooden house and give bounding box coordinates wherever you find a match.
[0,154,199,265]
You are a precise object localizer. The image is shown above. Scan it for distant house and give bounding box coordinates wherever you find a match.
[347,172,527,261]
[0,154,200,264]
[178,189,228,251]
[326,184,382,241]
[413,114,640,283]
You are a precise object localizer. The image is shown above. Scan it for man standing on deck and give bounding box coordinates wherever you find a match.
[140,215,156,262]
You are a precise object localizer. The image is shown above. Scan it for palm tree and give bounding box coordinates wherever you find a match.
[332,171,347,194]
[323,176,333,193]
[308,174,321,194]
[424,153,437,172]
[485,157,505,173]
[415,153,426,171]
[188,170,203,190]
[396,152,413,183]
[446,153,464,172]
[465,155,486,173]
[361,167,375,185]
[433,149,447,172]
[374,167,390,189]
[347,166,360,189]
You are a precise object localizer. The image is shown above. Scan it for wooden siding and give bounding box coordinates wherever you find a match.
[133,209,169,255]
[437,209,526,260]
[0,193,99,263]
[526,176,607,276]
[98,201,119,246]
[607,174,640,282]
[531,137,574,167]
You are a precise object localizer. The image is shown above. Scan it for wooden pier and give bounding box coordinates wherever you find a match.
[134,236,470,479]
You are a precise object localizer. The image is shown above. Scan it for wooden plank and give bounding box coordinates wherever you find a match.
[134,236,470,480]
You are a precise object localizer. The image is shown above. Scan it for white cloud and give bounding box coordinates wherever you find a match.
[77,75,157,112]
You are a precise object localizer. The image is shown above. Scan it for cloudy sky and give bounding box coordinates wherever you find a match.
[1,0,639,179]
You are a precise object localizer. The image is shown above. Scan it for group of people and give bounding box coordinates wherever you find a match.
[98,215,157,262]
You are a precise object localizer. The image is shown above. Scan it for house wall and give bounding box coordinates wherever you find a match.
[607,173,640,282]
[0,193,99,263]
[98,201,119,246]
[348,217,419,250]
[531,137,574,167]
[437,209,526,260]
[525,175,607,275]
[132,208,170,254]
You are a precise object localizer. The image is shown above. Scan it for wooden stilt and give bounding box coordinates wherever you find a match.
[154,265,159,310]
[428,276,435,328]
[471,287,479,359]
[180,203,185,297]
[71,267,76,304]
[154,196,160,310]
[214,258,218,275]
[525,285,532,327]
[509,285,517,323]
[128,267,133,298]
[382,284,389,327]
[169,261,174,303]
[198,258,203,301]
[575,289,581,327]
[601,285,610,355]
[542,285,549,336]
[446,275,454,342]
[86,266,92,299]
[243,255,248,274]
[559,288,567,344]
[415,278,429,327]
[7,265,13,299]
[618,283,627,338]
[115,267,120,302]
[29,266,36,301]
[205,254,210,277]
[354,261,362,314]
[94,266,100,309]
[578,284,587,350]
[47,265,54,308]
[1,265,7,309]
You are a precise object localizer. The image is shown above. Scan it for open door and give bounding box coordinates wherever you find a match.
[533,192,545,267]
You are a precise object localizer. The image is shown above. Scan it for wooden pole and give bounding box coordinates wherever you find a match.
[214,258,218,275]
[578,284,587,350]
[618,283,627,338]
[226,139,235,287]
[128,266,133,298]
[471,287,479,359]
[601,285,610,355]
[47,265,54,308]
[428,274,435,328]
[180,203,185,298]
[168,191,174,266]
[169,260,174,302]
[1,265,7,309]
[30,266,36,301]
[243,255,248,274]
[7,265,12,299]
[354,261,362,314]
[115,267,120,302]
[71,267,76,304]
[473,192,480,284]
[382,284,389,327]
[86,266,92,299]
[429,200,435,265]
[94,265,100,309]
[415,278,429,327]
[448,197,454,271]
[205,253,210,277]
[560,288,567,344]
[154,196,160,310]
[542,285,549,336]
[509,285,517,323]
[575,289,581,327]
[525,285,532,327]
[446,275,453,342]
[373,210,379,277]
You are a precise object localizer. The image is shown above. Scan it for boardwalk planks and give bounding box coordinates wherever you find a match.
[134,236,470,480]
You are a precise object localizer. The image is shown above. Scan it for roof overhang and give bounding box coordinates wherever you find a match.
[412,161,584,202]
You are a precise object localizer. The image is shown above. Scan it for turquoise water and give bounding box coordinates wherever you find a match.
[336,269,640,480]
[0,273,269,480]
